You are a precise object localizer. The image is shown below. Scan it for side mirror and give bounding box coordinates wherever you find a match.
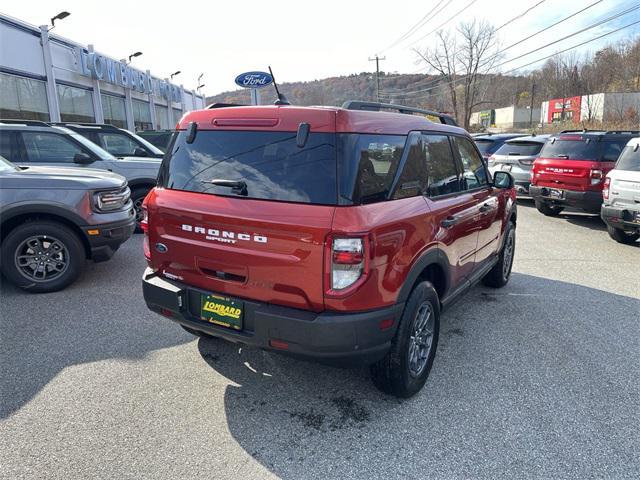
[493,171,514,189]
[133,147,148,157]
[73,153,94,165]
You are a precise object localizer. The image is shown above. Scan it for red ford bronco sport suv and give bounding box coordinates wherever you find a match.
[530,130,638,216]
[142,101,517,397]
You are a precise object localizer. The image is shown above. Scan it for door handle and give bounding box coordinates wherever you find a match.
[479,203,492,213]
[441,216,458,228]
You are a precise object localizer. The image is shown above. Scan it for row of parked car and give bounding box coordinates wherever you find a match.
[473,130,640,245]
[0,120,167,292]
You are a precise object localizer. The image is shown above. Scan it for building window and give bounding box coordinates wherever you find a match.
[0,72,49,121]
[132,99,152,131]
[101,94,126,128]
[155,104,169,130]
[172,108,182,126]
[57,84,95,122]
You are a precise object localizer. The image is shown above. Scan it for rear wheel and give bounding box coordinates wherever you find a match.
[370,281,440,398]
[607,225,640,245]
[482,221,515,288]
[535,200,563,216]
[1,221,84,293]
[131,187,150,233]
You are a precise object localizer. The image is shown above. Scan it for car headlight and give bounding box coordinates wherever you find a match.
[94,186,131,212]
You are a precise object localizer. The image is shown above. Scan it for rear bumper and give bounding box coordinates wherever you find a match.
[601,204,640,231]
[142,268,404,366]
[82,210,136,262]
[530,186,602,213]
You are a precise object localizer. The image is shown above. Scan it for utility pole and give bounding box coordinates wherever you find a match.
[529,82,536,129]
[368,55,386,103]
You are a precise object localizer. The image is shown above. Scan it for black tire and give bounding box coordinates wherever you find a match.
[181,325,216,339]
[535,200,563,216]
[607,225,640,245]
[482,221,516,288]
[370,281,440,398]
[131,187,151,233]
[1,221,84,293]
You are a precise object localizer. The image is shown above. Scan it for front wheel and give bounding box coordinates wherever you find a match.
[131,187,150,233]
[607,225,640,245]
[370,281,440,398]
[1,221,84,293]
[482,221,516,288]
[535,200,563,216]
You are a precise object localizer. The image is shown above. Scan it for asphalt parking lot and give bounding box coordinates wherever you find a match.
[1,201,638,480]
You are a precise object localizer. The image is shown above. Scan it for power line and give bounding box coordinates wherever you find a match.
[381,0,627,98]
[380,18,640,103]
[382,0,550,91]
[379,0,451,54]
[408,0,480,47]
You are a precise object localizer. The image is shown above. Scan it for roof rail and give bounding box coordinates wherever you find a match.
[604,130,640,135]
[341,101,458,126]
[206,103,248,109]
[52,122,119,130]
[0,119,50,127]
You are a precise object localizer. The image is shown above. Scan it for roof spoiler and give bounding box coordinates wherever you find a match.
[0,119,50,126]
[342,101,458,126]
[206,103,248,109]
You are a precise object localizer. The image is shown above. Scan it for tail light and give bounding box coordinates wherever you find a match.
[590,169,604,185]
[602,177,610,200]
[325,236,368,295]
[141,205,150,260]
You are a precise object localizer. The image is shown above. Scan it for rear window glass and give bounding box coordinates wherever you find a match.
[616,145,640,171]
[474,139,495,155]
[494,141,543,157]
[159,130,337,204]
[540,138,630,161]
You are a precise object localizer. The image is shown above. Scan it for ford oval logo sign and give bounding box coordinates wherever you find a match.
[235,71,273,89]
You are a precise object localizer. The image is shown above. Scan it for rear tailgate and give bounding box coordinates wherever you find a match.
[147,189,334,312]
[533,158,599,191]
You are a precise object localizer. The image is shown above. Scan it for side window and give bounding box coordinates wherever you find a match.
[21,132,84,163]
[601,140,627,162]
[98,132,139,156]
[352,136,405,203]
[0,131,17,161]
[423,134,461,197]
[453,136,489,190]
[392,135,427,200]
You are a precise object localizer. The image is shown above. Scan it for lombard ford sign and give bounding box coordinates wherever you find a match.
[235,71,273,89]
[76,48,182,102]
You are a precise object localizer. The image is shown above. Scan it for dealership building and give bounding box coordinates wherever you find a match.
[0,13,206,132]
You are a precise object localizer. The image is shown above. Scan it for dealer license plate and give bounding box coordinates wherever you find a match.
[200,294,243,330]
[548,188,564,199]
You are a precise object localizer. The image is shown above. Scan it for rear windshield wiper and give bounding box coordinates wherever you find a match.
[555,154,569,159]
[205,178,248,196]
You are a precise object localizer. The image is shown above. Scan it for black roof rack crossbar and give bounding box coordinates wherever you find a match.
[560,129,640,135]
[341,101,458,126]
[0,119,50,126]
[206,103,248,109]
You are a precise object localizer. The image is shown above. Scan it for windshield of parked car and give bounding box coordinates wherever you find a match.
[616,145,640,171]
[0,154,19,172]
[494,141,544,157]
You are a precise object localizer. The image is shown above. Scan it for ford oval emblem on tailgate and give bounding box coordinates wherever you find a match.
[155,243,168,253]
[234,71,273,89]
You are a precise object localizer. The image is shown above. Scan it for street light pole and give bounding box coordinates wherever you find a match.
[368,55,386,103]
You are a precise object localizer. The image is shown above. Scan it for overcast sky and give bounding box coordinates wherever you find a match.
[2,0,638,96]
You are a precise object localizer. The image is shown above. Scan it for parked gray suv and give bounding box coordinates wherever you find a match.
[0,155,135,292]
[0,120,160,229]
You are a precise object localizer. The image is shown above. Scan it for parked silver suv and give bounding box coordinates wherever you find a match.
[487,134,549,196]
[601,137,640,244]
[0,120,160,229]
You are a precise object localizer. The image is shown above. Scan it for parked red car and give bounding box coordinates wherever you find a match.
[530,130,638,216]
[142,101,517,397]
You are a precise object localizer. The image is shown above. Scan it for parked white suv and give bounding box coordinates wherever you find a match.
[601,137,640,244]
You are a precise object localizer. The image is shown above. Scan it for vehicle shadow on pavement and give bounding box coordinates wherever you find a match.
[0,239,193,419]
[197,273,640,479]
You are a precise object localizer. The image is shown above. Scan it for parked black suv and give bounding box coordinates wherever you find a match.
[0,155,134,292]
